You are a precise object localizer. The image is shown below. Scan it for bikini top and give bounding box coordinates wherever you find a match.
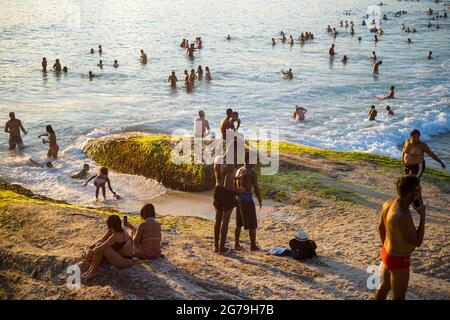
[141,218,162,241]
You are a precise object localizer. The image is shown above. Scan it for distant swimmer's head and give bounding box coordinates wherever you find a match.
[141,49,144,54]
[90,48,94,53]
[46,162,53,168]
[89,71,93,76]
[99,167,109,176]
[409,129,421,143]
[191,69,195,73]
[378,60,383,65]
[358,37,362,41]
[45,125,54,135]
[9,112,15,119]
[205,66,210,72]
[140,203,156,220]
[226,108,233,117]
[184,69,188,75]
[42,57,47,61]
[56,59,60,63]
[386,105,391,111]
[390,85,395,90]
[83,164,90,171]
[232,112,239,120]
[190,43,195,48]
[172,71,176,76]
[63,66,68,73]
[198,110,205,118]
[99,45,102,49]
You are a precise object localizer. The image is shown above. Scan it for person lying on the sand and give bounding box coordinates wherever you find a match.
[375,176,426,300]
[84,167,118,201]
[28,158,53,168]
[124,204,162,260]
[82,215,135,280]
[71,164,90,179]
[293,105,307,121]
[234,150,263,251]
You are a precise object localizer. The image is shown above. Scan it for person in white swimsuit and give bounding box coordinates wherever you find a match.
[84,167,117,201]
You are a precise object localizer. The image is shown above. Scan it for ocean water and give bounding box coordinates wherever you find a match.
[0,0,449,212]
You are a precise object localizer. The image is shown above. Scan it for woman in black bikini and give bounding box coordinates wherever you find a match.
[82,215,135,280]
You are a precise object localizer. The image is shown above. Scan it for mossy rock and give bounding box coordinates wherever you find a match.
[83,135,215,192]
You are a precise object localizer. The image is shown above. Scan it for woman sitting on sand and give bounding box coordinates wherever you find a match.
[125,204,162,260]
[82,215,135,280]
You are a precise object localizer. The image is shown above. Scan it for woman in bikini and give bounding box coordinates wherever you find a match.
[38,125,59,159]
[82,215,135,280]
[124,204,162,260]
[84,167,118,201]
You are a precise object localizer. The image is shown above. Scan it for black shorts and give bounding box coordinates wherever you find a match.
[236,199,257,230]
[213,186,237,212]
[405,161,425,178]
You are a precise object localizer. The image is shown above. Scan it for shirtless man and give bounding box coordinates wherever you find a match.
[427,51,433,60]
[293,105,307,121]
[329,44,336,57]
[168,71,178,88]
[272,38,276,46]
[371,51,377,61]
[386,105,394,116]
[402,129,446,177]
[140,50,148,64]
[53,59,62,72]
[186,43,196,58]
[386,85,395,99]
[283,68,293,80]
[220,108,235,140]
[372,60,382,74]
[234,150,263,251]
[213,141,244,254]
[42,57,47,72]
[375,176,425,300]
[4,112,27,150]
[368,105,377,121]
[195,110,210,138]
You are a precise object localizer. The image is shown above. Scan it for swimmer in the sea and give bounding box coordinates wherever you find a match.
[329,44,336,57]
[326,25,332,32]
[362,20,366,26]
[371,51,377,60]
[84,167,117,201]
[53,59,62,72]
[196,65,203,81]
[358,37,362,42]
[350,27,355,35]
[186,43,196,58]
[72,164,90,179]
[372,60,382,74]
[140,50,148,64]
[62,66,68,73]
[272,38,276,46]
[374,35,379,43]
[283,68,293,80]
[289,35,294,45]
[88,71,95,79]
[168,71,178,88]
[42,57,47,72]
[368,105,377,121]
[386,105,394,116]
[113,60,119,68]
[180,39,186,48]
[342,55,349,64]
[386,85,395,99]
[427,51,433,60]
[90,48,94,54]
[189,69,197,86]
[408,38,412,44]
[227,34,231,40]
[98,45,102,55]
[28,158,53,168]
[292,105,307,121]
[205,66,212,81]
[97,60,103,68]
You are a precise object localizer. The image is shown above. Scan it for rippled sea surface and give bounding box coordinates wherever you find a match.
[0,0,449,211]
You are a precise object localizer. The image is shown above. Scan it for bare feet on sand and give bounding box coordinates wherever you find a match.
[250,245,261,251]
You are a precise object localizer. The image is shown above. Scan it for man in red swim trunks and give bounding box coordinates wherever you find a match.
[375,175,426,300]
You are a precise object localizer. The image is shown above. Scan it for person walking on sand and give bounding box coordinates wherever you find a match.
[84,167,118,201]
[195,110,210,138]
[368,105,378,121]
[293,105,307,121]
[402,129,446,177]
[4,112,27,151]
[375,176,426,300]
[124,204,162,261]
[234,150,263,251]
[38,125,59,159]
[213,141,245,255]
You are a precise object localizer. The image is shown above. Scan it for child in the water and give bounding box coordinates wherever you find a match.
[72,164,90,179]
[84,167,118,201]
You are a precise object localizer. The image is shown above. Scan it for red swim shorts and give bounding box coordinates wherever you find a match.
[381,246,411,270]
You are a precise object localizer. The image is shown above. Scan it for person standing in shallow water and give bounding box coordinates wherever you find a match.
[42,57,47,72]
[4,112,27,151]
[53,59,62,72]
[368,105,377,121]
[234,150,263,251]
[375,176,425,300]
[168,71,177,88]
[38,125,59,159]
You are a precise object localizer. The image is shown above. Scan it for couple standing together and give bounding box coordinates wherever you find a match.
[213,109,263,255]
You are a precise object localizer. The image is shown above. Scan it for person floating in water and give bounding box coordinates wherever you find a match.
[4,112,27,151]
[140,50,148,64]
[234,149,263,251]
[283,68,293,80]
[329,44,336,57]
[292,105,307,121]
[72,164,90,179]
[375,175,426,300]
[38,125,59,159]
[402,129,446,177]
[168,71,178,88]
[372,60,382,74]
[84,167,118,201]
[368,105,377,121]
[53,59,62,72]
[427,51,433,60]
[28,158,53,168]
[88,71,95,79]
[42,57,47,72]
[113,60,119,68]
[90,48,95,54]
[386,105,394,116]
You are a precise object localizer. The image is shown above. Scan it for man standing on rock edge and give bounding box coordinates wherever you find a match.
[375,175,426,300]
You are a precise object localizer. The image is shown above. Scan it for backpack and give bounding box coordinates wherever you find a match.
[289,238,317,260]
